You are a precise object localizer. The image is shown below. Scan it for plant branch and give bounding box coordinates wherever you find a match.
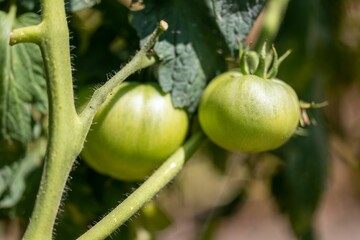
[78,20,168,134]
[20,7,167,239]
[10,0,168,238]
[77,131,206,240]
[21,0,81,239]
[9,24,43,45]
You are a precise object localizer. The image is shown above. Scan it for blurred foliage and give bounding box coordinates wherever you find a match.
[0,138,45,209]
[67,0,102,12]
[0,9,46,209]
[267,0,329,239]
[0,11,46,154]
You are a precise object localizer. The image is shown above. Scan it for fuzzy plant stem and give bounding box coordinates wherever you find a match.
[78,20,168,133]
[9,0,168,239]
[77,131,206,240]
[19,1,82,239]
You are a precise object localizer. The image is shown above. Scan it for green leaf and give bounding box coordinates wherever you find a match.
[0,137,45,209]
[18,0,40,11]
[272,123,327,238]
[132,0,266,112]
[0,11,47,146]
[132,0,227,112]
[208,0,266,56]
[68,0,102,12]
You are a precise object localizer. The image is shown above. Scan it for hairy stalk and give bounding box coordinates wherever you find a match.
[78,20,168,140]
[10,0,168,238]
[19,1,81,239]
[77,131,206,240]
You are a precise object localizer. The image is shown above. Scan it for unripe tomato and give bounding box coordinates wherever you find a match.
[81,82,189,181]
[198,72,300,152]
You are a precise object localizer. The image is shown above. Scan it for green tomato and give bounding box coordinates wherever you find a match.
[198,72,300,152]
[81,82,189,181]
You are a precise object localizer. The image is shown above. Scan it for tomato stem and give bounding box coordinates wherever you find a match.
[78,21,168,133]
[10,0,168,238]
[76,131,206,240]
[9,23,42,45]
[19,0,82,239]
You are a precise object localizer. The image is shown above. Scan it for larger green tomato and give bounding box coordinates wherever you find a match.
[81,82,189,181]
[198,71,300,152]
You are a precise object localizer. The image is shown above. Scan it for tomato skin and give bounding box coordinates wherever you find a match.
[198,72,300,152]
[81,82,189,181]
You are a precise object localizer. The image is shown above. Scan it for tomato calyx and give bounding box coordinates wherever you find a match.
[239,42,291,80]
[236,43,328,132]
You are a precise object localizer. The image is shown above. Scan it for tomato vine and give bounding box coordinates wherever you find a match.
[8,1,204,239]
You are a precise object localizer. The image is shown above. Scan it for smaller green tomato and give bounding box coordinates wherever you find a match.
[198,72,300,152]
[81,82,189,181]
